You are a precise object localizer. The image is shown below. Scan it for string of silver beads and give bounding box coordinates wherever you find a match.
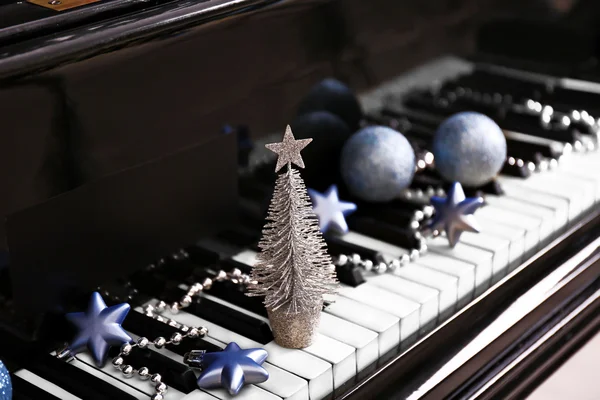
[112,327,207,400]
[333,232,427,274]
[145,250,257,318]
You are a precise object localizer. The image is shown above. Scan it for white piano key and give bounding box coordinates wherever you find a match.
[549,170,597,208]
[324,297,400,356]
[459,231,510,282]
[477,217,526,265]
[181,391,220,399]
[426,236,493,296]
[318,312,379,373]
[75,353,187,399]
[500,176,570,226]
[476,205,541,252]
[231,250,259,267]
[342,231,408,258]
[14,369,82,400]
[138,305,332,400]
[365,274,439,332]
[66,355,148,399]
[390,264,459,321]
[559,162,600,200]
[414,253,475,309]
[337,283,420,342]
[498,175,584,220]
[301,333,356,388]
[485,196,555,237]
[260,364,309,400]
[128,330,305,400]
[202,384,282,400]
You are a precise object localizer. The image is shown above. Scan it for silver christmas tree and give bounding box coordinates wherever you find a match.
[247,126,338,348]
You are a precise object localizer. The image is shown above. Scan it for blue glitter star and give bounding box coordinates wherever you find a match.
[308,185,357,234]
[66,292,132,367]
[196,342,269,395]
[429,182,484,248]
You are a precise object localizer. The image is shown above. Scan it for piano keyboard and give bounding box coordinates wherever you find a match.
[6,56,600,400]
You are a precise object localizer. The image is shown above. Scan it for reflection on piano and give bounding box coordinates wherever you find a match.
[0,0,600,399]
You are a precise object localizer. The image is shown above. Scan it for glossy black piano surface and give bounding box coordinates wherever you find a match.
[1,0,600,399]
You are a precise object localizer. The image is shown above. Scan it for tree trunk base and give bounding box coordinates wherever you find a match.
[267,304,321,348]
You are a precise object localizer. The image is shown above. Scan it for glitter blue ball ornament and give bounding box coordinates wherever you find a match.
[340,126,415,202]
[0,361,11,400]
[432,112,507,187]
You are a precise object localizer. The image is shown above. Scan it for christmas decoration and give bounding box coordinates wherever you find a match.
[65,292,131,367]
[185,342,269,395]
[247,126,338,348]
[340,125,416,202]
[432,112,507,187]
[428,182,484,247]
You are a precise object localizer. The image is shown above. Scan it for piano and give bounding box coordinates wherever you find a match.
[1,0,600,399]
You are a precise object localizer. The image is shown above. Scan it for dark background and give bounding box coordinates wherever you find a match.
[0,0,590,252]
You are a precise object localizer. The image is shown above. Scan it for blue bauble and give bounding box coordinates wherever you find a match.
[340,126,415,202]
[297,78,363,131]
[0,361,11,400]
[433,112,507,187]
[291,111,351,191]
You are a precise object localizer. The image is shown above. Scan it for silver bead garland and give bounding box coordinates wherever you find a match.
[109,326,207,400]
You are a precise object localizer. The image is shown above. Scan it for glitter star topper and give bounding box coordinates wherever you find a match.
[429,182,484,247]
[65,292,132,366]
[308,185,357,234]
[187,342,269,395]
[265,125,312,172]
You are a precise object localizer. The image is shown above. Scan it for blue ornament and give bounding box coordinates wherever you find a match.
[66,292,132,367]
[297,78,363,131]
[432,112,507,187]
[0,361,11,400]
[308,185,357,234]
[340,126,415,202]
[194,342,269,395]
[429,182,484,247]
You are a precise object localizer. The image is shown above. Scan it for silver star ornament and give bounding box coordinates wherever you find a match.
[308,184,357,234]
[265,125,312,172]
[429,181,484,247]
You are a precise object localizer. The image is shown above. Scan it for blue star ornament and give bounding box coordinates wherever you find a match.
[66,292,132,367]
[308,185,357,234]
[197,342,269,395]
[429,182,484,248]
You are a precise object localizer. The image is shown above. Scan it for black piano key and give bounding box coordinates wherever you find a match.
[347,216,419,250]
[410,172,444,191]
[216,228,260,252]
[334,263,366,287]
[549,87,600,116]
[11,374,60,400]
[401,92,582,144]
[353,203,416,228]
[173,290,273,344]
[160,258,199,283]
[324,235,380,260]
[107,346,197,394]
[184,245,220,266]
[506,141,544,163]
[25,354,136,400]
[219,258,253,275]
[122,311,222,356]
[501,161,532,178]
[205,281,268,318]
